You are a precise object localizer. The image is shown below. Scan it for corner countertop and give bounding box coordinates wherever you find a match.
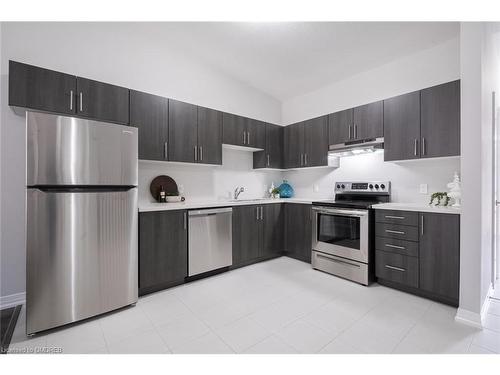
[139,198,325,212]
[372,202,461,215]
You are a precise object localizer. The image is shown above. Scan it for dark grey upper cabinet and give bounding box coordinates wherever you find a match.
[76,77,129,124]
[420,80,460,158]
[129,90,169,161]
[328,108,353,145]
[253,124,283,169]
[284,203,312,263]
[304,116,328,167]
[9,60,76,115]
[197,107,222,165]
[262,204,284,258]
[247,119,266,149]
[284,122,304,169]
[232,205,261,266]
[223,113,266,149]
[223,113,247,146]
[383,91,421,161]
[168,99,198,163]
[139,210,187,295]
[353,101,383,140]
[419,213,460,304]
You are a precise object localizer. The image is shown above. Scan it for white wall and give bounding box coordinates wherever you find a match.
[457,22,500,325]
[0,22,282,301]
[139,149,281,204]
[284,153,460,203]
[282,37,460,125]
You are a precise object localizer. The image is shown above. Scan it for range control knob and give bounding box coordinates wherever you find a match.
[336,184,341,189]
[380,184,386,190]
[374,184,379,189]
[341,184,345,189]
[369,184,374,189]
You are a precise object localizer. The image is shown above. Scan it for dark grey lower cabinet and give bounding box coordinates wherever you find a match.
[284,203,312,263]
[375,209,460,306]
[233,204,284,267]
[232,205,261,266]
[419,213,460,304]
[139,210,187,295]
[262,204,284,257]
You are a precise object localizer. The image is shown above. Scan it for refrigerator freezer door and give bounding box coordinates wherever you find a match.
[26,111,138,186]
[26,188,138,334]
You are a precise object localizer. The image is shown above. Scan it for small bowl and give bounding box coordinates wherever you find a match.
[166,196,183,203]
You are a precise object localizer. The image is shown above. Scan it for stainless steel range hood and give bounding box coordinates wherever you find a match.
[328,137,384,157]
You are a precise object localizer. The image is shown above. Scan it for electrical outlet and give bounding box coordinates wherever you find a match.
[420,184,428,194]
[313,184,319,192]
[178,184,184,194]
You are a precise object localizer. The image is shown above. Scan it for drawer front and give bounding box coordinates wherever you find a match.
[375,236,419,257]
[375,251,419,288]
[375,210,418,226]
[312,251,368,285]
[375,223,419,241]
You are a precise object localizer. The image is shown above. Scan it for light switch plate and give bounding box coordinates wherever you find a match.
[313,184,319,192]
[420,184,428,194]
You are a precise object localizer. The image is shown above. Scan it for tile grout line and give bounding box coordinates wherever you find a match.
[172,291,236,353]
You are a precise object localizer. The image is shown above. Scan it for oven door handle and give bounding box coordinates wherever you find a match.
[312,207,368,217]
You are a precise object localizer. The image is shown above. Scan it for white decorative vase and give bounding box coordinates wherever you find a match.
[447,172,462,208]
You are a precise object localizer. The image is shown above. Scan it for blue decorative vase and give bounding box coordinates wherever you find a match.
[278,180,294,198]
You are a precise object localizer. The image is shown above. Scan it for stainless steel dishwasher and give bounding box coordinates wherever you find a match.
[188,207,233,276]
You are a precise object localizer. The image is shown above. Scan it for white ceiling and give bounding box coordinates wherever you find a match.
[129,22,460,101]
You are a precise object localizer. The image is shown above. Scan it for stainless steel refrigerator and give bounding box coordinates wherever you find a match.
[25,111,138,335]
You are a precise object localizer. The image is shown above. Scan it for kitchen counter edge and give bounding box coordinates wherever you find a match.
[372,203,461,215]
[139,198,322,212]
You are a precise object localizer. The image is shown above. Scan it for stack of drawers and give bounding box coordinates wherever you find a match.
[374,210,419,288]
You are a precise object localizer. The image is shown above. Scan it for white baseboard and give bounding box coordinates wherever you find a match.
[455,284,494,328]
[0,291,26,310]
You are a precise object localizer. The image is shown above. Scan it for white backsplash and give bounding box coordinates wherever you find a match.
[139,148,461,206]
[139,148,282,204]
[283,151,461,204]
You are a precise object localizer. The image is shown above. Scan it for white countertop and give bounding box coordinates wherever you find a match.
[139,198,323,212]
[372,202,461,215]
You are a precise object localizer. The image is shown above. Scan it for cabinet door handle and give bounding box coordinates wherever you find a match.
[348,125,352,139]
[183,212,187,230]
[354,124,357,139]
[199,146,203,161]
[422,137,426,156]
[69,90,74,110]
[164,142,168,160]
[267,154,270,167]
[385,215,405,220]
[385,265,406,272]
[385,244,406,250]
[194,146,198,161]
[260,206,263,220]
[414,139,418,156]
[243,131,246,145]
[385,229,405,235]
[304,153,308,166]
[421,215,424,236]
[247,131,250,145]
[79,92,83,112]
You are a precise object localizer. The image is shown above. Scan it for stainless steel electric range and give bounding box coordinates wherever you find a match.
[311,181,391,285]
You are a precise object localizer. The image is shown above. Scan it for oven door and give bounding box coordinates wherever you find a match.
[312,206,369,263]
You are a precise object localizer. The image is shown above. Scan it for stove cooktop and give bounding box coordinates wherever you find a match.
[312,200,380,209]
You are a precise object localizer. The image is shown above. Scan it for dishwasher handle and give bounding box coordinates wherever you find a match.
[188,207,233,216]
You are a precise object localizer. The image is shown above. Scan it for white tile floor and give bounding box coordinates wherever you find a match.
[8,257,500,354]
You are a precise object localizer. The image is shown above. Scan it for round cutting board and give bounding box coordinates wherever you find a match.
[150,175,178,202]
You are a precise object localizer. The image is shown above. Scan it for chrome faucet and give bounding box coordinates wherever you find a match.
[233,187,245,200]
